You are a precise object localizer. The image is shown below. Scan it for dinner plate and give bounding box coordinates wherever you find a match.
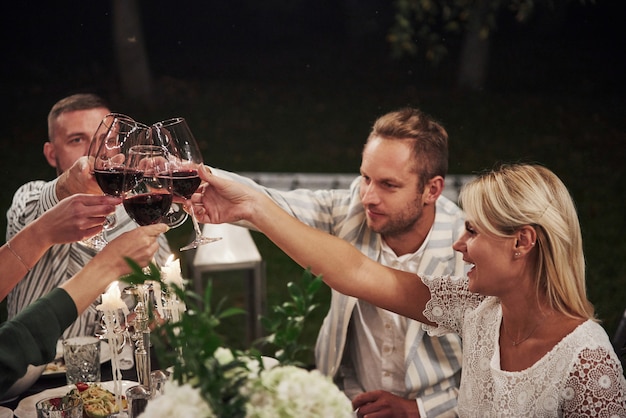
[0,406,12,418]
[13,380,137,418]
[42,340,111,376]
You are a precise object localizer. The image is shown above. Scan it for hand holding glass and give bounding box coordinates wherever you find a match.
[82,114,147,250]
[152,117,221,250]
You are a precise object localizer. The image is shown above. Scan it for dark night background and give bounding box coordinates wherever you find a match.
[0,1,625,345]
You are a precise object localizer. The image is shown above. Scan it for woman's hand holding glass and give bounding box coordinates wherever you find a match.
[152,117,221,251]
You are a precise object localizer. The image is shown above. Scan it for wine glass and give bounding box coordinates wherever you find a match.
[122,145,174,227]
[152,117,221,251]
[81,113,143,250]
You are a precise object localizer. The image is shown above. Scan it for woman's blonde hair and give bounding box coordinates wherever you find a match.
[459,163,595,320]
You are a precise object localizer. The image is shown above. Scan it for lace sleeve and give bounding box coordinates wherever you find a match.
[421,275,484,336]
[562,346,626,416]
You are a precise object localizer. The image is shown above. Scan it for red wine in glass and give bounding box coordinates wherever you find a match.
[94,167,144,197]
[123,193,173,226]
[170,169,201,199]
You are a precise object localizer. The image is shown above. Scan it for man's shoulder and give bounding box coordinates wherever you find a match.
[12,180,49,195]
[435,195,465,218]
[8,179,57,211]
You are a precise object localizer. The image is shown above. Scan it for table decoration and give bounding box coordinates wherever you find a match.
[120,259,354,418]
[159,255,186,323]
[96,282,130,413]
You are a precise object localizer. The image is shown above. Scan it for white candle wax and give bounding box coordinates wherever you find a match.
[161,255,184,288]
[96,281,127,312]
[160,256,187,322]
[153,281,165,318]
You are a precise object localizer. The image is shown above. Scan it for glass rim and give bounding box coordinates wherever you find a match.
[100,113,149,130]
[35,392,83,410]
[153,117,185,128]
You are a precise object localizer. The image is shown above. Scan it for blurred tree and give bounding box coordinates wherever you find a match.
[388,0,593,91]
[112,0,153,104]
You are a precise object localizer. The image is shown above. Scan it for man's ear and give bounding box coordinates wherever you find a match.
[423,176,444,204]
[43,142,57,168]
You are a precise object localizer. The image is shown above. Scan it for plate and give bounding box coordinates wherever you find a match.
[0,406,12,418]
[42,340,111,376]
[13,380,137,418]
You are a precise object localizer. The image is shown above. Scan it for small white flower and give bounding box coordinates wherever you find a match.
[214,347,235,365]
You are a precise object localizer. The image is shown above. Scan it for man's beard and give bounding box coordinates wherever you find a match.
[366,198,424,238]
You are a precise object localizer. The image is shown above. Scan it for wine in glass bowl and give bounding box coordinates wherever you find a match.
[170,169,202,199]
[94,166,144,197]
[122,145,173,226]
[123,192,173,226]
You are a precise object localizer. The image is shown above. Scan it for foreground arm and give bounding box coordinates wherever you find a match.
[0,194,121,300]
[0,223,167,395]
[191,166,433,323]
[61,223,168,312]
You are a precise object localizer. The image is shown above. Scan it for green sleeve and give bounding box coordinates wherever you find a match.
[0,288,77,397]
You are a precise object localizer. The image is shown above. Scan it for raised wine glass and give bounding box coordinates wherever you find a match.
[152,117,221,251]
[81,113,143,250]
[122,145,174,227]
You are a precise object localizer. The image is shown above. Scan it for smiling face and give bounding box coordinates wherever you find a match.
[44,107,110,175]
[359,136,433,241]
[453,219,520,296]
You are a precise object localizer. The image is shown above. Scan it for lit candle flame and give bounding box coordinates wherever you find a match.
[161,255,184,287]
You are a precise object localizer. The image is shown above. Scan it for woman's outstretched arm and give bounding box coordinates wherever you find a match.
[191,166,433,323]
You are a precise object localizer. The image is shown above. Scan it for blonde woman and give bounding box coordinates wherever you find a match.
[192,163,626,416]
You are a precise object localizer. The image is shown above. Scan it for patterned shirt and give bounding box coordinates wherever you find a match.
[215,169,466,417]
[6,179,171,339]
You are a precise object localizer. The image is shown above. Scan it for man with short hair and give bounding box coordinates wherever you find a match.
[6,93,171,338]
[212,108,465,417]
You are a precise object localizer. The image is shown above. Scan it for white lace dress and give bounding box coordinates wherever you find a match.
[421,275,626,417]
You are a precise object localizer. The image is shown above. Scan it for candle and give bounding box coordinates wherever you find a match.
[161,255,184,288]
[153,281,165,318]
[96,281,128,313]
[160,255,186,322]
[96,281,128,412]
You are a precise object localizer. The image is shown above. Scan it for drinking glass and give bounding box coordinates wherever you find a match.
[152,117,221,251]
[36,393,83,418]
[122,145,173,227]
[82,114,146,250]
[63,336,101,384]
[126,385,151,418]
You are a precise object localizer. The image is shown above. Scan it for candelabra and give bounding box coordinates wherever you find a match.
[127,283,152,389]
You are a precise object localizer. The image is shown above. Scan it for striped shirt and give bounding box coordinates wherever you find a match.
[6,179,172,339]
[215,169,466,417]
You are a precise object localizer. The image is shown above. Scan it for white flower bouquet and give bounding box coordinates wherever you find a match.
[122,262,353,418]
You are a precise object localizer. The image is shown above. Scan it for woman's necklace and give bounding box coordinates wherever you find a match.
[502,320,541,346]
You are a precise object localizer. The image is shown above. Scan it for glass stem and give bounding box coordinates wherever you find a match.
[188,202,203,238]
